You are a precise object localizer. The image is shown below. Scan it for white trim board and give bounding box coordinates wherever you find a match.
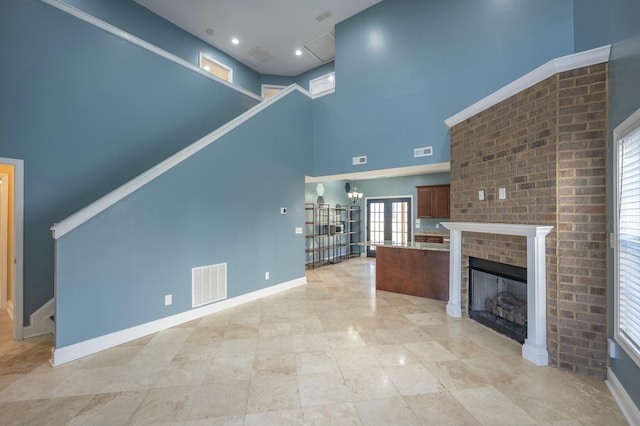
[305,162,450,183]
[23,297,55,338]
[51,276,306,366]
[51,84,310,239]
[606,368,640,426]
[444,45,611,128]
[39,0,261,102]
[0,157,24,340]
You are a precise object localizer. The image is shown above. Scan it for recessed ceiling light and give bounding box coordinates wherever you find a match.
[205,28,214,36]
[231,38,239,45]
[295,49,302,56]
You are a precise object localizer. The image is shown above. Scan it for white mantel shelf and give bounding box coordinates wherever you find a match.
[440,222,553,366]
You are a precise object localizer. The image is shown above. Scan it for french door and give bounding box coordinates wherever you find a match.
[366,197,411,257]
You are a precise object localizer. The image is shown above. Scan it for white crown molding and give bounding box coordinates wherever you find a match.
[51,276,306,365]
[23,297,55,338]
[39,0,262,102]
[51,84,310,239]
[606,368,640,426]
[444,45,612,128]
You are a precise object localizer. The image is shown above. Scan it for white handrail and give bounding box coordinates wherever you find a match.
[51,84,312,239]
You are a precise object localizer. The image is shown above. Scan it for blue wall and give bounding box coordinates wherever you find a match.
[574,0,640,410]
[56,90,312,347]
[61,0,263,96]
[312,0,574,176]
[0,0,259,324]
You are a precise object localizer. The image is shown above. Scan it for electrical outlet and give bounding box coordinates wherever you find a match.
[436,223,440,229]
[295,227,303,234]
[265,272,270,280]
[165,294,172,306]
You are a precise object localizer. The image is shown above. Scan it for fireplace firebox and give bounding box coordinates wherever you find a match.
[468,257,527,343]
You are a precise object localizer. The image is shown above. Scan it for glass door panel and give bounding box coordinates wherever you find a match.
[366,198,411,257]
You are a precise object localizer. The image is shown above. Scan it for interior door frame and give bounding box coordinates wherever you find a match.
[0,158,24,340]
[364,195,413,257]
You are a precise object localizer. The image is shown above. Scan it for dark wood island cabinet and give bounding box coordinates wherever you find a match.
[376,245,449,301]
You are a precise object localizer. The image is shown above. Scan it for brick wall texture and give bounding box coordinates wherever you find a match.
[449,63,608,378]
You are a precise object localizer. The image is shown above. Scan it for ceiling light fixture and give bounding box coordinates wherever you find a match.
[205,28,214,36]
[231,38,239,45]
[295,49,302,56]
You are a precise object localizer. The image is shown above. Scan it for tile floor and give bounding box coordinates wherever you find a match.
[0,258,629,425]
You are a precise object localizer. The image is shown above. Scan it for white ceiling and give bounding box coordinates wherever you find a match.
[134,0,383,76]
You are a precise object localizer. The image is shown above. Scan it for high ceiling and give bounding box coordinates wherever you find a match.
[134,0,382,77]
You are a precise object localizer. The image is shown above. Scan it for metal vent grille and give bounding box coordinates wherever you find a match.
[352,155,367,165]
[315,10,332,22]
[414,146,433,158]
[192,263,227,308]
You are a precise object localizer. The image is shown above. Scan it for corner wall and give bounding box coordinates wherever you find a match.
[55,90,313,348]
[450,64,608,377]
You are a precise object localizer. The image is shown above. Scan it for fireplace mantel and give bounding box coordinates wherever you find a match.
[441,222,553,366]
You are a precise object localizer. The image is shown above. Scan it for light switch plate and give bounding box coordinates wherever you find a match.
[165,294,172,306]
[478,190,485,201]
[498,187,507,200]
[415,219,421,229]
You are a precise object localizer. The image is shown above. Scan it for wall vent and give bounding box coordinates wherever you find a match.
[352,155,367,165]
[192,263,227,308]
[315,10,332,22]
[414,146,433,158]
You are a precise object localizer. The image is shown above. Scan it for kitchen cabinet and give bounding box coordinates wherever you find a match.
[417,185,450,218]
[376,246,449,300]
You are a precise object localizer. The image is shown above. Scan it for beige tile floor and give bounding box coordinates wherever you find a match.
[0,258,629,425]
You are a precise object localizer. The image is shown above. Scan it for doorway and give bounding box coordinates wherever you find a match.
[366,197,412,257]
[0,158,24,340]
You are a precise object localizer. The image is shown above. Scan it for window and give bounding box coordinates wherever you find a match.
[614,106,640,368]
[261,85,286,100]
[309,72,335,95]
[199,53,233,83]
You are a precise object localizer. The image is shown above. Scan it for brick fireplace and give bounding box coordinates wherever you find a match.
[446,48,609,377]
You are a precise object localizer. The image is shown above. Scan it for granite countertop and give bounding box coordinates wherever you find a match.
[371,240,450,252]
[416,229,450,236]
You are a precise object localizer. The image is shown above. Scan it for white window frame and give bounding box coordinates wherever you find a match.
[199,52,233,83]
[261,84,287,100]
[613,105,640,369]
[309,72,335,96]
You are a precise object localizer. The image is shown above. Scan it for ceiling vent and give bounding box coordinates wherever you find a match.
[304,33,335,63]
[315,10,332,22]
[248,46,274,63]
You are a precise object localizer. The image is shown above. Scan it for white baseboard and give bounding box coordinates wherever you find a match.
[606,367,640,426]
[23,297,55,338]
[6,300,14,320]
[51,276,306,366]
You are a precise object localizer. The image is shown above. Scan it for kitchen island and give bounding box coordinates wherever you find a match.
[375,241,450,301]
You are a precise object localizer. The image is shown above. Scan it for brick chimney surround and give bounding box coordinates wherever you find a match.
[445,46,611,377]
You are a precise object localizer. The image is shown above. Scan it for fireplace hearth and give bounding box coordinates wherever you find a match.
[469,257,527,343]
